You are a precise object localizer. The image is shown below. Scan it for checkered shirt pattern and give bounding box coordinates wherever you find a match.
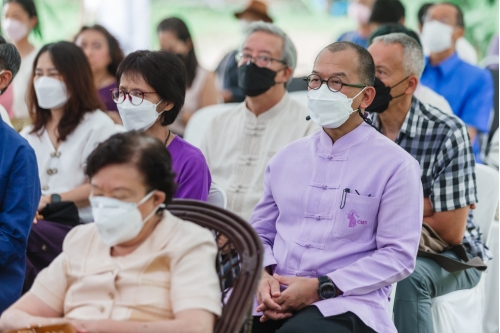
[372,97,491,260]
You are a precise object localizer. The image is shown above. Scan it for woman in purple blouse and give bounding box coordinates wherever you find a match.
[75,25,124,124]
[112,50,211,201]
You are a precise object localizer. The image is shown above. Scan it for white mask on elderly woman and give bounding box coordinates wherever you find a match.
[117,95,164,132]
[90,191,165,247]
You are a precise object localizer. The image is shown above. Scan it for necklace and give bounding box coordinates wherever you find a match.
[164,129,171,146]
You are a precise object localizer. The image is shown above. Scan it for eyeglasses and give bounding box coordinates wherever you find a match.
[235,52,287,67]
[304,74,366,92]
[111,88,157,106]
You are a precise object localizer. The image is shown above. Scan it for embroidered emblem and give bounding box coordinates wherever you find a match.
[347,210,359,228]
[347,210,367,227]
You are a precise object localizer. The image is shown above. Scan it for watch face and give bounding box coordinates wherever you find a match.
[320,284,336,299]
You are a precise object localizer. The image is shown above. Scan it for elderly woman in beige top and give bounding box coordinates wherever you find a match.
[0,132,221,333]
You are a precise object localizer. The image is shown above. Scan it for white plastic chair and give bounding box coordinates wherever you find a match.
[428,164,499,333]
[183,103,238,149]
[484,221,499,333]
[207,182,227,209]
[388,282,397,317]
[473,164,499,243]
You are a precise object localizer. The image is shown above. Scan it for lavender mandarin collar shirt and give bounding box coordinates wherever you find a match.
[250,122,423,333]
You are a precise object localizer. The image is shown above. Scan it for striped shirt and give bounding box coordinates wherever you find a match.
[200,93,319,221]
[372,97,490,260]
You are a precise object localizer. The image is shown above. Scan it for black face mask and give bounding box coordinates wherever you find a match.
[238,62,277,97]
[366,76,409,113]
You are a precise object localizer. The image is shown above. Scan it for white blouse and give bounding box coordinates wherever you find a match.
[21,109,116,196]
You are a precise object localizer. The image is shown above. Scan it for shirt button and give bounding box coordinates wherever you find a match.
[41,244,47,251]
[315,214,321,220]
[328,156,333,160]
[42,185,49,191]
[305,243,310,248]
[322,185,327,189]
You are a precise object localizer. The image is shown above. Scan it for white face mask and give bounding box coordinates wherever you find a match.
[307,84,366,129]
[2,18,29,42]
[117,95,164,132]
[90,191,165,247]
[34,76,69,109]
[421,20,454,54]
[347,2,371,25]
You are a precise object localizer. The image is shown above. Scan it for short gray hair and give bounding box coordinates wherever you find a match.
[372,33,425,79]
[240,21,297,76]
[0,35,21,94]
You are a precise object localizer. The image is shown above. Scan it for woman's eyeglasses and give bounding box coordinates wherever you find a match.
[111,88,157,106]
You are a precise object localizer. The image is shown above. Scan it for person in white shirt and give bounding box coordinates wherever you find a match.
[21,41,115,221]
[1,0,41,130]
[200,22,319,221]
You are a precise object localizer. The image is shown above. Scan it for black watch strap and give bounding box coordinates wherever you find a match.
[51,193,62,203]
[318,276,331,284]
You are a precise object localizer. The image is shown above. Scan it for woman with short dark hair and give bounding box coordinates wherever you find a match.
[157,17,219,135]
[75,24,125,124]
[20,41,116,221]
[0,131,221,333]
[115,49,211,201]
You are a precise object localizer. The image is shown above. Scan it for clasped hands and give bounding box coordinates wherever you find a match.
[256,270,320,322]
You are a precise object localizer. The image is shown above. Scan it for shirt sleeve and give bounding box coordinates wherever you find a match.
[30,252,68,314]
[328,160,423,296]
[174,152,212,201]
[430,126,477,212]
[0,144,40,265]
[249,163,280,268]
[460,69,494,133]
[169,225,221,316]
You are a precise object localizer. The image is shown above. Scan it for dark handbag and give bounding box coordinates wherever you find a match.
[38,201,80,227]
[418,223,487,273]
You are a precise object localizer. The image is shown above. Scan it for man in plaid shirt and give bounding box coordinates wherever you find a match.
[368,33,490,333]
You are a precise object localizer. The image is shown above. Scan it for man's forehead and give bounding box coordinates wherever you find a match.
[428,3,457,19]
[369,41,404,63]
[313,49,359,78]
[243,31,283,52]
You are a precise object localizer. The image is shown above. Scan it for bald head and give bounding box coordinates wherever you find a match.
[316,42,375,86]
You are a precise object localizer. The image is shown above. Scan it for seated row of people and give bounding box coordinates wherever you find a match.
[0,16,492,333]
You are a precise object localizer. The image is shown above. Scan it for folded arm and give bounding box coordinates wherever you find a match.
[423,197,469,245]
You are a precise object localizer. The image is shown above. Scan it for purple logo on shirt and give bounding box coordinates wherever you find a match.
[347,210,367,227]
[347,210,359,228]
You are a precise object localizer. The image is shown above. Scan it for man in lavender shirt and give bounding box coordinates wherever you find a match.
[249,41,423,333]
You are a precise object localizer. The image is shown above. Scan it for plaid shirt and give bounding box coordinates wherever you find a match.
[372,97,490,260]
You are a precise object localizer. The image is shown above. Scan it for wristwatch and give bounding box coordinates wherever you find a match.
[50,193,62,203]
[317,276,337,300]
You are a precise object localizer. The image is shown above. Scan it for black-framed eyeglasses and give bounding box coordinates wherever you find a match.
[304,74,366,92]
[235,52,287,67]
[111,88,158,106]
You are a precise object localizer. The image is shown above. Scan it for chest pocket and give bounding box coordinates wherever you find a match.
[333,192,380,242]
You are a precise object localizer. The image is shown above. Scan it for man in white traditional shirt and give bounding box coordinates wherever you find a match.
[200,22,319,221]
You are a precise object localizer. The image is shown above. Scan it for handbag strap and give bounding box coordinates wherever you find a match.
[417,247,487,273]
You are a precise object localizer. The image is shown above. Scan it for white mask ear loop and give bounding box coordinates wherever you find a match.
[137,191,166,223]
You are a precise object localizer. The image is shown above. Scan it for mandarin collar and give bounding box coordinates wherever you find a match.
[319,121,375,154]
